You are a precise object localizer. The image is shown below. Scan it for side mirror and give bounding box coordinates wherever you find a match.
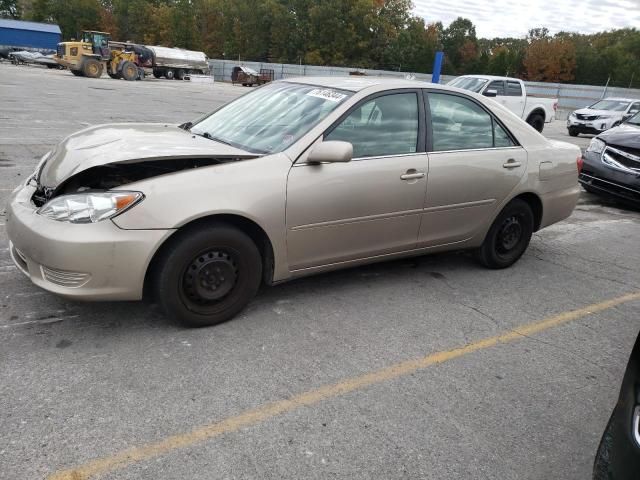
[484,89,498,97]
[307,141,353,164]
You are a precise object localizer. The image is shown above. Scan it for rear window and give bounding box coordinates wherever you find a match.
[506,81,522,97]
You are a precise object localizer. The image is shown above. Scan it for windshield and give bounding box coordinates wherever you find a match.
[626,111,640,126]
[447,77,489,93]
[589,100,630,112]
[191,82,353,154]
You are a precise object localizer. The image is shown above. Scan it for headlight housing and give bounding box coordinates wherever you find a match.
[37,191,143,223]
[586,137,606,155]
[595,115,610,120]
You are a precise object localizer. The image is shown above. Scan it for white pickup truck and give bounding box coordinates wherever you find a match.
[447,75,558,132]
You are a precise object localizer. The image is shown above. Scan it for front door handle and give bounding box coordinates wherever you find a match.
[503,159,522,169]
[400,171,426,181]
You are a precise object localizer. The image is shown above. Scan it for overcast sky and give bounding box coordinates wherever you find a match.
[413,0,640,38]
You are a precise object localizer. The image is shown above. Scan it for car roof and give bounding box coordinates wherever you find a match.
[282,76,439,92]
[454,74,522,82]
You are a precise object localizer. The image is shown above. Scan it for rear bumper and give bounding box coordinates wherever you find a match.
[539,183,581,229]
[579,151,640,204]
[6,183,173,301]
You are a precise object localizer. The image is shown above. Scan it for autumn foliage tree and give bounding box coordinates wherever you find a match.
[524,34,576,82]
[6,0,640,86]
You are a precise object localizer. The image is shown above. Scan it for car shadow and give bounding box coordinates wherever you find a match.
[11,250,479,334]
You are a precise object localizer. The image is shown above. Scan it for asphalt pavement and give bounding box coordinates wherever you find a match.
[1,63,640,480]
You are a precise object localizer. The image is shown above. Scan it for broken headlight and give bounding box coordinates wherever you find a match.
[37,191,143,223]
[586,138,606,155]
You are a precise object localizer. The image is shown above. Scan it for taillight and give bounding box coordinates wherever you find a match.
[577,155,584,173]
[553,101,558,112]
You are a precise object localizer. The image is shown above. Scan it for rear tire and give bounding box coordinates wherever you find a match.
[568,127,579,137]
[82,58,103,78]
[165,69,175,80]
[155,224,262,327]
[120,61,138,81]
[476,199,534,269]
[176,68,186,80]
[152,69,162,79]
[527,113,545,132]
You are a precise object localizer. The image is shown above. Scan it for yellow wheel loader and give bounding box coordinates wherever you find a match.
[55,31,140,81]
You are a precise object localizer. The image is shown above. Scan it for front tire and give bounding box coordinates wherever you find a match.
[155,224,262,327]
[568,127,579,137]
[82,58,103,78]
[476,199,534,269]
[120,61,138,81]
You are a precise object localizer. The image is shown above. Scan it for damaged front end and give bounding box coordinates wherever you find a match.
[31,156,243,207]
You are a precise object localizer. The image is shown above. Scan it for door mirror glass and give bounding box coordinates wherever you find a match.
[307,141,353,164]
[484,89,498,98]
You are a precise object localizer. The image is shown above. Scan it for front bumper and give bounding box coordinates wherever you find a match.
[567,117,614,134]
[6,183,173,301]
[579,151,640,204]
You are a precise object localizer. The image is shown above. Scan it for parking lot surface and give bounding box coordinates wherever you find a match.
[1,64,640,480]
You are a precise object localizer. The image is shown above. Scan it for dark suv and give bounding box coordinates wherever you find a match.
[580,112,640,206]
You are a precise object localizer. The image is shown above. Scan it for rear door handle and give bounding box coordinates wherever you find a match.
[503,159,522,169]
[400,171,426,180]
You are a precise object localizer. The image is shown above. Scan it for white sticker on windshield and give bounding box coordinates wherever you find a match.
[307,88,347,102]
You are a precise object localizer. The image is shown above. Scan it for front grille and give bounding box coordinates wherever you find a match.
[56,43,65,57]
[41,266,91,288]
[602,146,640,174]
[576,114,598,121]
[611,144,640,159]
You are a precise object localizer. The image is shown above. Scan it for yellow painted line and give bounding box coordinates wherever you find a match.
[48,291,640,480]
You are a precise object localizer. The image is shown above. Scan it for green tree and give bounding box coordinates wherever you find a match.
[0,0,20,18]
[442,17,478,74]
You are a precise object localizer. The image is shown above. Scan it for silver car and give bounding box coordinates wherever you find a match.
[7,77,581,327]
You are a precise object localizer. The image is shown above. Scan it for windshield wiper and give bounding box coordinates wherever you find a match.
[179,121,193,131]
[192,131,269,155]
[197,131,235,147]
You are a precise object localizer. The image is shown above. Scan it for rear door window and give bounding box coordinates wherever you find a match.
[506,81,522,97]
[427,92,515,151]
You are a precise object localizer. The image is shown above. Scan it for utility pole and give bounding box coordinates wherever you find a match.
[602,76,610,99]
[630,72,635,89]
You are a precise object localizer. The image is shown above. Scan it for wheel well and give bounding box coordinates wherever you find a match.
[143,214,275,300]
[513,192,543,231]
[526,109,545,122]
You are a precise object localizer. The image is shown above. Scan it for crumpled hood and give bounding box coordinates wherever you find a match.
[38,123,253,188]
[573,108,624,117]
[598,123,640,148]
